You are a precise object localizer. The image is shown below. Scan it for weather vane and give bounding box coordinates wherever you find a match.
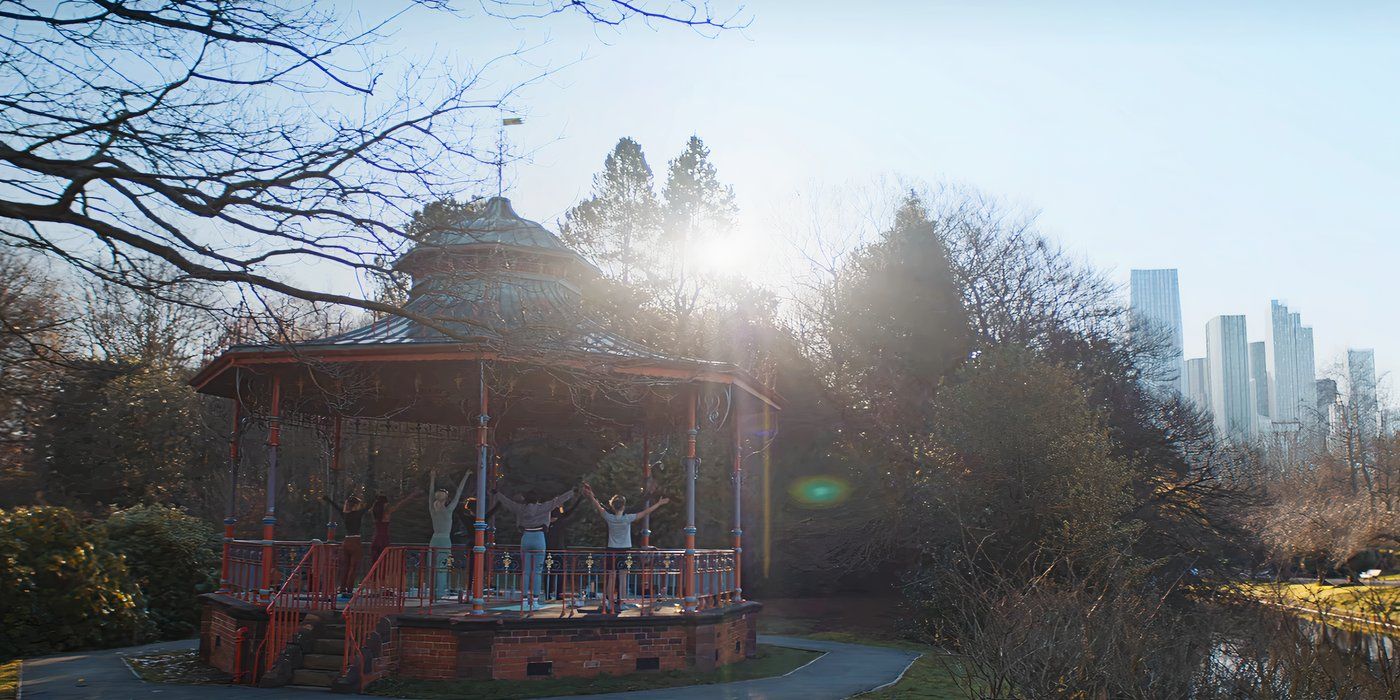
[496,116,524,197]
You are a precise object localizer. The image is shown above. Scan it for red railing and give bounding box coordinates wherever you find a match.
[694,550,739,610]
[483,547,737,615]
[342,544,474,689]
[258,543,339,683]
[222,539,330,603]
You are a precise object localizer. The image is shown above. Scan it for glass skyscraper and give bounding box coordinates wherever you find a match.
[1206,315,1253,442]
[1268,300,1317,427]
[1348,349,1378,440]
[1130,269,1185,396]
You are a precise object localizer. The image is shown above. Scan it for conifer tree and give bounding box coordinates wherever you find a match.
[660,136,738,349]
[561,138,663,285]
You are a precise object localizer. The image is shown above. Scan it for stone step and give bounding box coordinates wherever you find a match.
[312,639,345,655]
[301,654,343,671]
[291,668,338,688]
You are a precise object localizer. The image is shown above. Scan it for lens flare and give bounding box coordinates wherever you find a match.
[788,476,850,508]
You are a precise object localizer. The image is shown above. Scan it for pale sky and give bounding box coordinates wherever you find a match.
[368,1,1399,382]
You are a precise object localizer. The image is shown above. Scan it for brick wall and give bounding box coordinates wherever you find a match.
[714,611,756,666]
[398,627,456,680]
[491,625,689,680]
[385,602,763,682]
[199,599,266,678]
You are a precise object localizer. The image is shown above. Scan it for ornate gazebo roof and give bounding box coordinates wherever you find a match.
[190,196,780,428]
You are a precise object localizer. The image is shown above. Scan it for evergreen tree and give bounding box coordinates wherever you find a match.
[660,136,738,346]
[561,138,662,286]
[829,191,970,443]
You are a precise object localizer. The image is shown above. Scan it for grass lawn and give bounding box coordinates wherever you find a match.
[1239,581,1400,624]
[366,644,819,699]
[1,659,19,700]
[123,650,232,685]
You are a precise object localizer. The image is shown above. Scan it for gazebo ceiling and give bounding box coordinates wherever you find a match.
[191,196,781,421]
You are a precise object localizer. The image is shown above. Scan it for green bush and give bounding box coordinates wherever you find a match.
[105,505,220,639]
[0,506,150,659]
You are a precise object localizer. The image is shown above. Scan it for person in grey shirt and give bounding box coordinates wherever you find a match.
[495,487,576,609]
[428,470,470,596]
[581,482,669,614]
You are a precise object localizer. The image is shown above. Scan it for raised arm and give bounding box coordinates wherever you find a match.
[321,495,345,516]
[545,487,576,512]
[581,484,606,518]
[494,491,521,515]
[450,470,471,509]
[388,490,420,516]
[428,471,437,507]
[636,497,670,520]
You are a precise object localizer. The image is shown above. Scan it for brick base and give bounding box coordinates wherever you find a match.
[198,594,269,678]
[391,602,762,681]
[197,596,762,684]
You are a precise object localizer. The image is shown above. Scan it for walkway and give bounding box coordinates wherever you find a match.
[18,635,921,700]
[540,636,923,700]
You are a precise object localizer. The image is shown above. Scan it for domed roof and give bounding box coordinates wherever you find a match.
[417,196,573,253]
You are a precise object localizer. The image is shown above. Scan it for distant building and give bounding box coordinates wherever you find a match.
[1206,315,1253,441]
[1248,341,1271,433]
[1130,269,1185,397]
[1268,301,1316,428]
[1317,378,1342,450]
[1316,378,1339,412]
[1296,326,1318,429]
[1186,357,1211,412]
[1348,349,1379,440]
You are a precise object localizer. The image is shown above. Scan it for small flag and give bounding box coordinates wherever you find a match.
[502,117,524,126]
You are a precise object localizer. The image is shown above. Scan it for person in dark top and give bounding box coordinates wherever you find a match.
[323,493,370,594]
[369,490,420,565]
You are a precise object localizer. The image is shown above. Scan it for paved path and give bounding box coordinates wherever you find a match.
[539,636,923,700]
[18,640,320,700]
[19,635,921,700]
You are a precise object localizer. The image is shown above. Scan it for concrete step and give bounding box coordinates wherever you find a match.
[312,639,345,655]
[301,654,343,671]
[291,668,338,688]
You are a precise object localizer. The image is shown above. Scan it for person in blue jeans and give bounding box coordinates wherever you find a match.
[495,487,576,610]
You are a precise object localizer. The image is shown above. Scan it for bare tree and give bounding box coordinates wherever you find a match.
[0,0,744,329]
[0,251,70,462]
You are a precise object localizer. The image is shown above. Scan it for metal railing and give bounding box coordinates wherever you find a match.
[342,544,472,689]
[484,547,737,615]
[223,540,330,604]
[693,550,739,610]
[258,543,339,683]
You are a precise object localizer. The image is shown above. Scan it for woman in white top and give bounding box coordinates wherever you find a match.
[581,482,668,614]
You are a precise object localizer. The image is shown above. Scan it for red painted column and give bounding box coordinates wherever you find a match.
[261,375,282,599]
[221,399,242,592]
[326,416,341,541]
[731,400,743,603]
[683,389,698,614]
[641,435,652,548]
[470,363,490,614]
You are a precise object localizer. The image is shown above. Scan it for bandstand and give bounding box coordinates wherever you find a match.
[191,197,779,691]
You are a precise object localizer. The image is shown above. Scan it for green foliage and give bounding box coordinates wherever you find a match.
[830,192,970,440]
[36,362,220,512]
[104,505,220,639]
[562,138,662,285]
[0,506,149,659]
[930,348,1139,567]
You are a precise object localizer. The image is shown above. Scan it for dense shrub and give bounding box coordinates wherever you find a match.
[105,505,220,639]
[0,506,149,659]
